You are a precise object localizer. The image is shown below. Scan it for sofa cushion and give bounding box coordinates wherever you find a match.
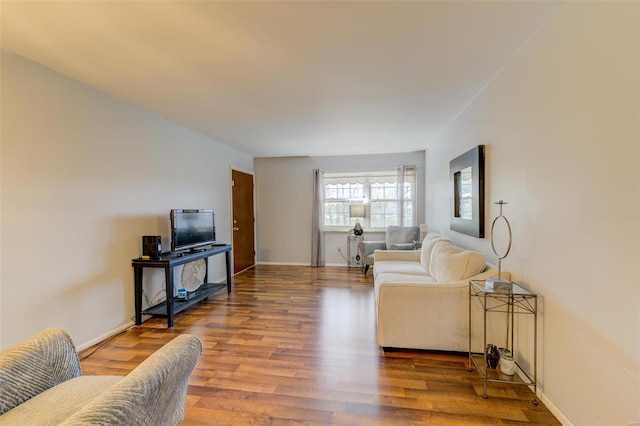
[429,243,486,282]
[419,234,452,272]
[0,375,122,425]
[373,260,430,278]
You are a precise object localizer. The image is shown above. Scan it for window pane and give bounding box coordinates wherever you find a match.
[385,185,397,200]
[324,181,365,227]
[370,184,385,200]
[371,182,397,200]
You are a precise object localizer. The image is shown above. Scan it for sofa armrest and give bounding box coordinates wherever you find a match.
[359,241,386,258]
[374,249,421,262]
[473,267,511,282]
[63,334,203,426]
[0,327,82,415]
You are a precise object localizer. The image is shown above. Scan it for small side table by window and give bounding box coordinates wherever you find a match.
[468,279,538,404]
[347,235,364,269]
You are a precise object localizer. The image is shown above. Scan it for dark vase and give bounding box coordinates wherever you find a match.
[353,222,364,236]
[485,344,500,369]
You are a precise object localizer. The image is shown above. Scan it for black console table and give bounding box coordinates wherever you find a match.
[132,244,232,327]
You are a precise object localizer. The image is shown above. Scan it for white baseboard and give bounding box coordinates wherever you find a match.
[76,321,135,352]
[511,366,572,425]
[539,390,573,426]
[256,261,355,268]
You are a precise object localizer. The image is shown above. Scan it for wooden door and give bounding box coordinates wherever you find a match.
[231,169,255,273]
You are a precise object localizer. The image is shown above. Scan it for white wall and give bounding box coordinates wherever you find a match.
[425,2,639,425]
[254,152,425,266]
[0,51,254,349]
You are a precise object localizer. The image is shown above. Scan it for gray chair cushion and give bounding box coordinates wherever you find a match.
[385,226,420,249]
[0,376,122,425]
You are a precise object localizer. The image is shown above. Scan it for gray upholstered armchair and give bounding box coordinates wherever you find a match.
[359,225,421,274]
[0,327,202,425]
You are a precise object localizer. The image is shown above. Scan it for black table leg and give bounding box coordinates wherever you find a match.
[225,250,232,292]
[134,266,143,325]
[165,266,174,327]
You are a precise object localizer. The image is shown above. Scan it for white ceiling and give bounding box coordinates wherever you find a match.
[1,1,562,157]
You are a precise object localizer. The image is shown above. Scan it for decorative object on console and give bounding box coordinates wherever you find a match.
[177,288,187,299]
[485,200,513,291]
[498,347,511,358]
[450,145,485,238]
[142,235,162,260]
[349,204,366,236]
[181,259,206,292]
[500,354,516,375]
[485,344,500,369]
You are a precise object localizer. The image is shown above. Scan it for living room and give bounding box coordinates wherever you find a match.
[1,1,638,425]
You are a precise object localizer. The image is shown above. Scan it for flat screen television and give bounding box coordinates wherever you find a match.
[170,209,216,252]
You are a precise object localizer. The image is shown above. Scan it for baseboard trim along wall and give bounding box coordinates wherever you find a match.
[540,390,573,426]
[76,322,135,352]
[256,261,314,266]
[256,262,359,268]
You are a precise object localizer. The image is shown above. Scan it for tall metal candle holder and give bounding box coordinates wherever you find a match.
[486,200,512,291]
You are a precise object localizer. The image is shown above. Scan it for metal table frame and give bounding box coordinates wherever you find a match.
[468,279,538,404]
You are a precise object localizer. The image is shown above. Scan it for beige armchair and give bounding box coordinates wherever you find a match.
[359,225,421,274]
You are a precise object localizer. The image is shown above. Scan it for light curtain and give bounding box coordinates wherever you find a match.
[397,165,417,227]
[311,169,325,267]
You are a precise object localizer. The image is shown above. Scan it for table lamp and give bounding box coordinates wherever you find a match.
[349,204,365,236]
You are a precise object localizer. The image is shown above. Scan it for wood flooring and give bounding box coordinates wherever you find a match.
[79,265,560,425]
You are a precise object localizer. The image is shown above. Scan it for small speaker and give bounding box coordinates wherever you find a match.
[142,235,162,260]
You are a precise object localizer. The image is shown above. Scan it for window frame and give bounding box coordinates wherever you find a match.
[323,168,417,232]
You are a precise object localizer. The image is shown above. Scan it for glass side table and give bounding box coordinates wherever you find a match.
[468,279,538,404]
[347,234,364,269]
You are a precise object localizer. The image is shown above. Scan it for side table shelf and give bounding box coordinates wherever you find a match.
[142,283,227,317]
[468,279,538,404]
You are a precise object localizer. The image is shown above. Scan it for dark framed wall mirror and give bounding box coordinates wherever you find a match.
[450,145,485,238]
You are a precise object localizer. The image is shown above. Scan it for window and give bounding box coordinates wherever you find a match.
[324,166,416,230]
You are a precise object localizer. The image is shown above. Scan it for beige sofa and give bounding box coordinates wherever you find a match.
[373,233,508,352]
[0,328,202,425]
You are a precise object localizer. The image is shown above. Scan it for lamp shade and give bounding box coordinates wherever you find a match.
[349,204,366,218]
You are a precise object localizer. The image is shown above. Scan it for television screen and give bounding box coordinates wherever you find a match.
[170,209,216,252]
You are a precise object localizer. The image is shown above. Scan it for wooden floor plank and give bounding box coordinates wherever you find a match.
[79,265,559,425]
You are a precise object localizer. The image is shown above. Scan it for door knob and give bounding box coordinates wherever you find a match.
[233,227,239,231]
